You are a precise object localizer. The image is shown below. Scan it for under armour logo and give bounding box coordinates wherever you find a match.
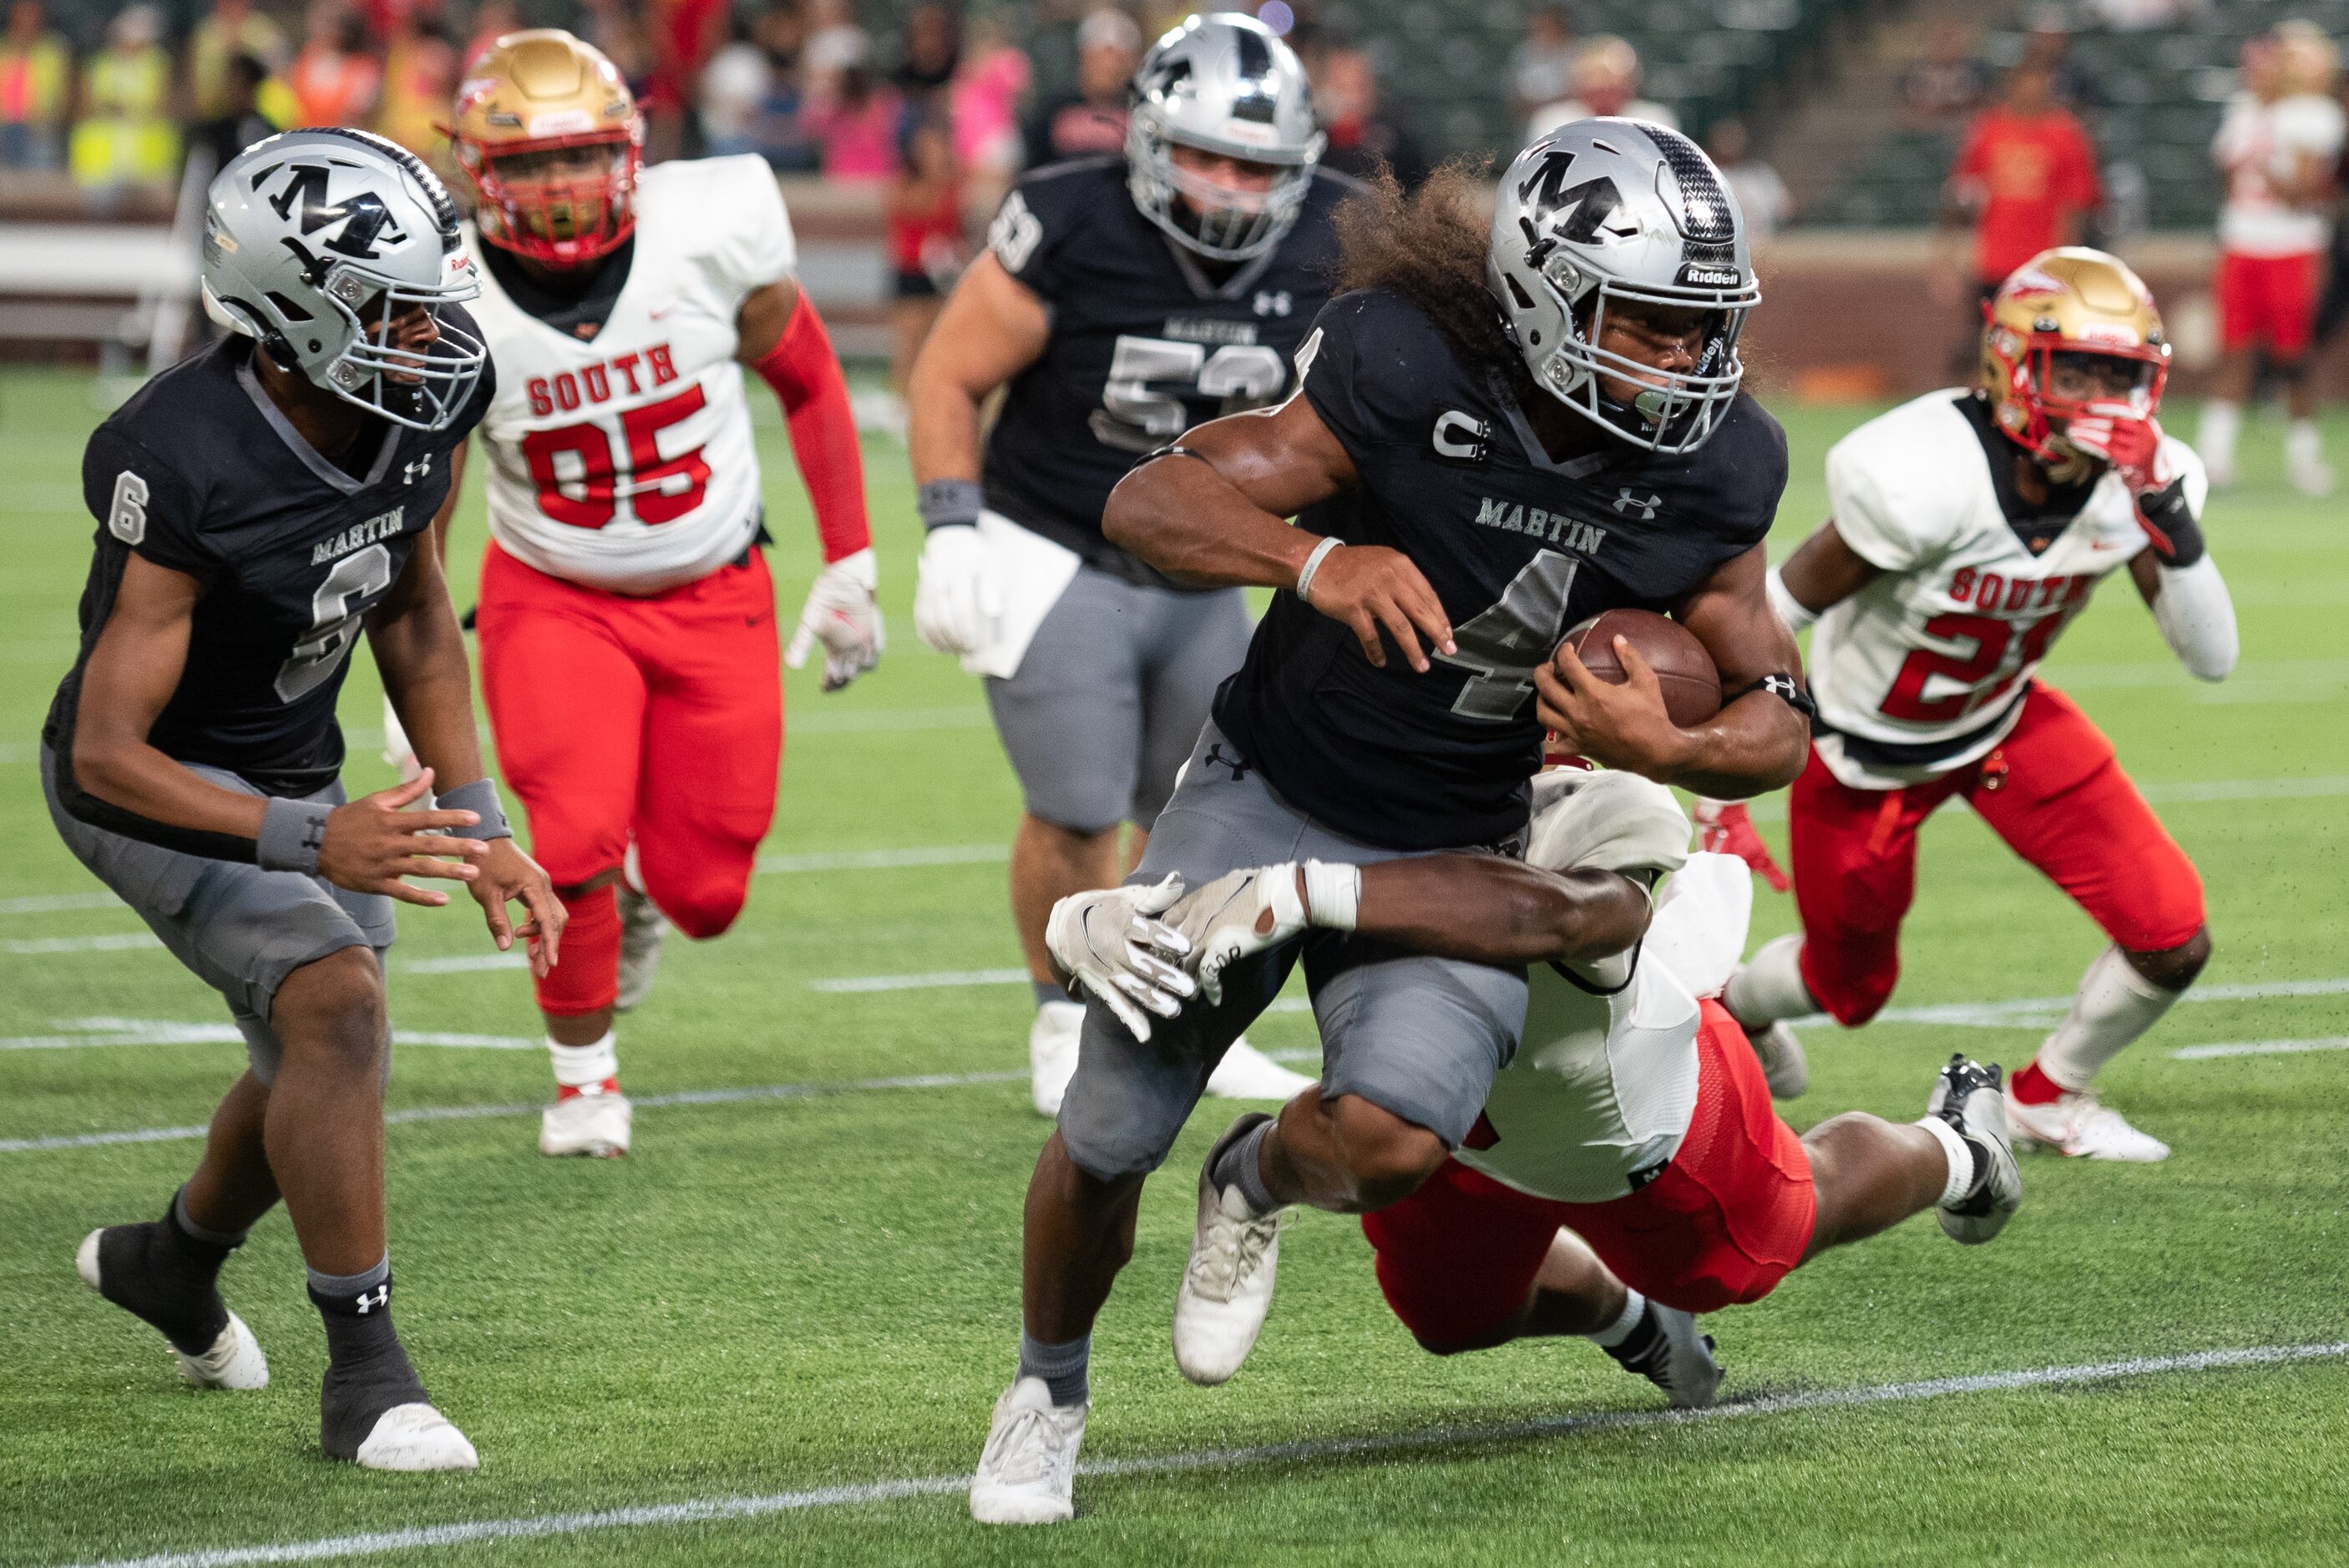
[1202,743,1253,781]
[354,1284,388,1314]
[1612,488,1662,520]
[1253,290,1293,318]
[403,453,433,486]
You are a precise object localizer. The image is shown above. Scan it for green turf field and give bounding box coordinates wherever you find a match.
[3,368,2346,1566]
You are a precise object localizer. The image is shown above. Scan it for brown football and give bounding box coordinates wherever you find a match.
[1557,609,1723,727]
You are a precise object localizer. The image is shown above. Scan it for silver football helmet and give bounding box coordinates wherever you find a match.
[1488,119,1759,455]
[202,128,485,432]
[1126,13,1324,262]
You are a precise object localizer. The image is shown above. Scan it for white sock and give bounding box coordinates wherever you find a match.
[2286,417,2325,468]
[548,1029,619,1090]
[1724,933,1815,1028]
[2037,944,2176,1092]
[1916,1113,1977,1207]
[2198,400,2241,471]
[1586,1287,1648,1348]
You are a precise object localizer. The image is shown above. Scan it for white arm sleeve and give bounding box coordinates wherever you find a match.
[1766,564,1819,632]
[2151,556,2238,682]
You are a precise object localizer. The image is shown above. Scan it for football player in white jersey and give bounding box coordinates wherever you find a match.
[1037,769,2017,1423]
[447,31,880,1156]
[1704,249,2238,1162]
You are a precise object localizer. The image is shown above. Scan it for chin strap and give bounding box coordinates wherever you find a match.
[748,294,870,563]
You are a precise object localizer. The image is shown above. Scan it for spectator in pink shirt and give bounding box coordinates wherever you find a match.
[807,42,902,184]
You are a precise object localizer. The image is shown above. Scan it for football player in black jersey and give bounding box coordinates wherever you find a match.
[43,131,561,1471]
[908,13,1346,1118]
[972,124,1810,1523]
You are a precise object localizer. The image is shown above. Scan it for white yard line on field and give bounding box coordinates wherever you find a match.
[48,1342,2349,1568]
[0,892,124,915]
[2173,1036,2349,1060]
[808,968,1030,994]
[0,1018,537,1053]
[3,933,161,954]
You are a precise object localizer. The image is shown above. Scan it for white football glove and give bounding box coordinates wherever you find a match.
[912,524,999,657]
[1045,873,1197,1042]
[784,546,883,692]
[1164,864,1310,1007]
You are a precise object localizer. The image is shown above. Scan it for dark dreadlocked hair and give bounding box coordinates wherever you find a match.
[1329,158,1539,407]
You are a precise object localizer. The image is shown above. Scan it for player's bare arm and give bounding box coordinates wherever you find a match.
[70,547,491,903]
[365,455,564,970]
[1776,521,1882,614]
[1102,397,1457,672]
[1536,543,1808,797]
[1347,857,1651,967]
[906,252,1051,484]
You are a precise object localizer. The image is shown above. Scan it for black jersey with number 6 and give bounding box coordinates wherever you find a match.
[1213,287,1788,851]
[980,154,1354,584]
[44,324,492,850]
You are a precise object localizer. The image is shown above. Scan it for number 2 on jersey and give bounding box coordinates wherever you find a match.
[1878,609,2068,722]
[276,543,392,703]
[520,385,711,529]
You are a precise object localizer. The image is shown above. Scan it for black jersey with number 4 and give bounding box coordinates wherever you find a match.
[43,324,492,850]
[981,154,1354,584]
[1214,288,1788,851]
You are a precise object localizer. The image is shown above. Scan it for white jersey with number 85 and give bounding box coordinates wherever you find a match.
[468,155,794,595]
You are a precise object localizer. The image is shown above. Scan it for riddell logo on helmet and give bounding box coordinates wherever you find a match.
[1677,261,1741,288]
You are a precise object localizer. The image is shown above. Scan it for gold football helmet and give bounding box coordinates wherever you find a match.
[447,29,641,268]
[1981,246,2170,465]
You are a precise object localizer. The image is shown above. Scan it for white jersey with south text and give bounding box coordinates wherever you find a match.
[2215,91,2346,257]
[470,155,794,594]
[1810,389,2205,791]
[1456,852,1751,1206]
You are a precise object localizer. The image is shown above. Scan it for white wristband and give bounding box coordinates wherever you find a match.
[1302,859,1360,932]
[1296,537,1343,603]
[1766,564,1820,633]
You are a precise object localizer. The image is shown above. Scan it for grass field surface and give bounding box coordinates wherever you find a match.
[2,369,2345,1565]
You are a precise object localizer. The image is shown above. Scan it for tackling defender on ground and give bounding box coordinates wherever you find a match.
[1707,249,2237,1161]
[446,31,879,1157]
[47,130,562,1469]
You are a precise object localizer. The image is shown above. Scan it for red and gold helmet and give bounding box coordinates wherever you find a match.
[447,29,641,269]
[1981,247,2170,463]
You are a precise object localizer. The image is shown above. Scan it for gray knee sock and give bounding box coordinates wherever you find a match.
[1017,1330,1090,1407]
[1211,1116,1279,1218]
[1033,980,1071,1009]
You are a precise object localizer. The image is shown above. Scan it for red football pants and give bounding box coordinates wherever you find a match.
[1363,1002,1816,1341]
[477,541,782,1016]
[1793,680,2205,1027]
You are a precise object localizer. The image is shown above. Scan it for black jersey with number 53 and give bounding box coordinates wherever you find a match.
[44,326,492,847]
[1214,287,1788,851]
[980,154,1354,584]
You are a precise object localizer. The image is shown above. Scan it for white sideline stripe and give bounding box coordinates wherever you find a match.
[0,892,123,915]
[0,1069,1029,1153]
[3,933,161,954]
[52,1342,2349,1568]
[1790,975,2349,1032]
[2174,1036,2349,1060]
[0,1018,535,1052]
[809,968,1029,994]
[393,953,530,974]
[757,844,1007,874]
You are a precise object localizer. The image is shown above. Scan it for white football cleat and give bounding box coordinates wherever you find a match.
[76,1229,268,1390]
[353,1403,480,1472]
[1746,1020,1809,1100]
[2006,1089,2169,1163]
[2288,453,2336,498]
[970,1377,1086,1525]
[539,1088,632,1157]
[614,886,666,1012]
[1927,1055,2024,1243]
[1029,999,1086,1119]
[1203,1035,1314,1101]
[1172,1114,1283,1386]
